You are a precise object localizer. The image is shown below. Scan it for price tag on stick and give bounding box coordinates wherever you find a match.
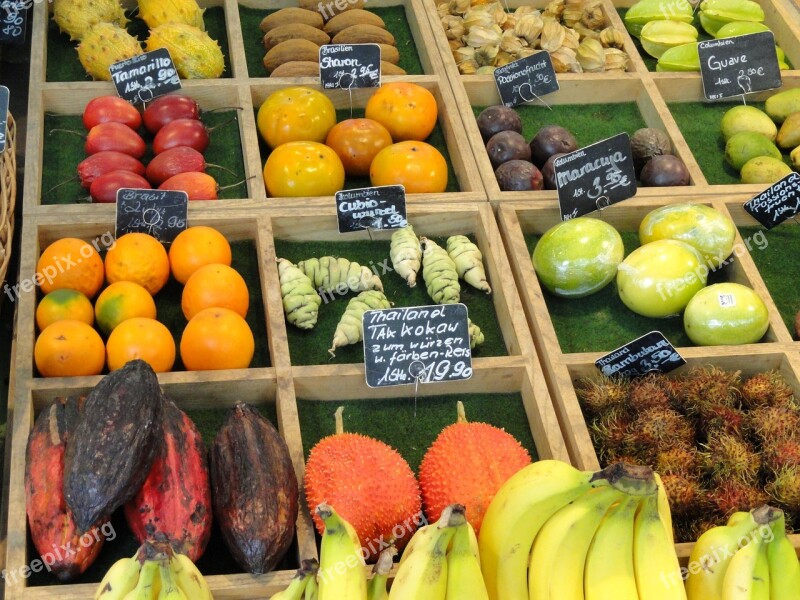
[554,133,637,221]
[0,0,28,45]
[115,188,188,243]
[595,331,686,379]
[363,304,473,388]
[319,44,381,90]
[109,49,182,105]
[336,185,407,233]
[494,51,559,108]
[743,172,800,229]
[698,32,782,101]
[0,85,9,153]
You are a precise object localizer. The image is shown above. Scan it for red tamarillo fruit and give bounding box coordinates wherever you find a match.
[143,94,201,134]
[90,170,152,203]
[77,151,146,187]
[83,95,142,130]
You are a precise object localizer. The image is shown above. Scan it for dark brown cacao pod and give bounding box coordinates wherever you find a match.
[210,402,299,574]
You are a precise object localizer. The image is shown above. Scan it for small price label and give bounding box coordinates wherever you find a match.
[115,188,188,243]
[336,185,407,233]
[494,51,559,108]
[363,304,473,388]
[0,0,28,44]
[319,44,381,89]
[698,32,782,101]
[109,49,182,104]
[595,331,685,378]
[743,172,800,229]
[0,85,9,153]
[554,133,637,221]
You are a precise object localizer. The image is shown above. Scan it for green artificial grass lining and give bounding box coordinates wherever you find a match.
[41,111,247,205]
[240,6,424,78]
[46,7,232,83]
[275,238,506,366]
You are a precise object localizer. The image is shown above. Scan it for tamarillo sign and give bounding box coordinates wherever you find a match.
[109,49,182,104]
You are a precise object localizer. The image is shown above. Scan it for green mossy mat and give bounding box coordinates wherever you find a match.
[46,8,232,82]
[239,6,424,77]
[41,111,247,205]
[297,393,538,471]
[525,231,730,353]
[275,238,506,366]
[739,225,800,337]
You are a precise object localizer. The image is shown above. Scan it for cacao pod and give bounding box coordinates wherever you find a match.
[124,398,212,562]
[64,360,164,533]
[26,396,105,581]
[210,403,299,574]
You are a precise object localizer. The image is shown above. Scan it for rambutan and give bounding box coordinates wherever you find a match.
[676,518,721,544]
[660,473,704,518]
[767,467,800,513]
[418,402,532,535]
[602,450,647,468]
[624,408,695,455]
[762,437,800,473]
[707,480,769,517]
[627,373,672,412]
[740,370,795,409]
[747,405,800,444]
[655,445,701,476]
[698,404,747,439]
[700,433,761,485]
[680,365,741,414]
[576,375,628,416]
[589,406,631,456]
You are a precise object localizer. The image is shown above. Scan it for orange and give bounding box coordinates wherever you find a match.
[36,289,94,331]
[105,233,170,295]
[37,238,104,298]
[370,141,448,194]
[106,318,176,373]
[34,320,105,377]
[180,307,254,371]
[169,226,232,284]
[181,263,249,320]
[95,281,158,335]
[365,82,438,142]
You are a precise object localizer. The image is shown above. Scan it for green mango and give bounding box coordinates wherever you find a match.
[791,146,800,170]
[640,20,698,58]
[766,88,800,123]
[721,105,777,141]
[740,156,793,184]
[624,0,694,37]
[777,113,800,149]
[656,41,701,71]
[725,131,782,171]
[714,21,770,37]
[698,0,765,35]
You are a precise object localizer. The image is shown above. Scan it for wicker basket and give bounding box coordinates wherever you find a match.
[0,113,16,292]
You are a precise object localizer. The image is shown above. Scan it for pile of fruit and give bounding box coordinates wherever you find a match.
[257,84,449,197]
[260,7,406,77]
[71,94,239,202]
[438,0,631,74]
[53,0,224,80]
[33,226,255,376]
[533,203,772,346]
[577,365,800,540]
[719,88,800,184]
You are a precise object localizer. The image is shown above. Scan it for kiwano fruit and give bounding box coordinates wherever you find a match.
[64,360,164,532]
[210,403,299,574]
[25,396,105,581]
[124,398,212,562]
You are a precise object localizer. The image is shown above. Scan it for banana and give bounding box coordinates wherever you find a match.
[389,504,465,600]
[96,556,142,600]
[305,576,319,600]
[584,495,642,600]
[727,512,751,526]
[766,510,800,600]
[654,473,674,545]
[158,559,187,600]
[528,485,624,600]
[722,530,765,600]
[123,559,161,600]
[445,521,489,600]
[316,504,368,600]
[368,546,396,600]
[633,494,687,600]
[271,560,319,600]
[752,535,770,600]
[170,554,213,600]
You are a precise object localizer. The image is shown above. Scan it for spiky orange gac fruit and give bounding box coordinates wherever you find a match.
[304,409,421,562]
[418,402,531,534]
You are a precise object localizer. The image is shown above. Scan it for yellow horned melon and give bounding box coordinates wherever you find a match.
[52,0,128,41]
[137,0,205,31]
[77,23,143,81]
[145,23,224,79]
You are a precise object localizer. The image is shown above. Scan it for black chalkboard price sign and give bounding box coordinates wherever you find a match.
[363,303,473,388]
[109,49,182,104]
[595,331,685,379]
[0,85,8,153]
[554,133,637,221]
[336,185,407,233]
[493,51,559,108]
[698,32,782,101]
[319,44,381,90]
[743,172,800,229]
[0,0,28,45]
[115,188,188,243]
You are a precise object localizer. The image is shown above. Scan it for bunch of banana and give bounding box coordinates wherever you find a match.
[271,560,320,600]
[478,460,686,600]
[686,505,800,600]
[95,538,212,600]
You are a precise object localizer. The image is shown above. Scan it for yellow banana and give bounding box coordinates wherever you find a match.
[633,494,687,600]
[752,535,770,600]
[528,485,624,600]
[585,495,642,600]
[316,504,368,600]
[766,510,800,600]
[304,575,319,600]
[122,559,161,600]
[654,473,674,545]
[727,511,750,526]
[367,546,396,600]
[96,555,142,600]
[170,554,213,600]
[722,530,765,600]
[389,504,465,600]
[158,559,187,600]
[271,560,319,600]
[445,521,489,600]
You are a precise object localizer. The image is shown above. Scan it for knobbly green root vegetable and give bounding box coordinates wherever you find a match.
[421,237,460,304]
[468,319,485,349]
[446,235,491,294]
[390,225,422,288]
[297,256,383,294]
[278,258,322,330]
[329,290,392,356]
